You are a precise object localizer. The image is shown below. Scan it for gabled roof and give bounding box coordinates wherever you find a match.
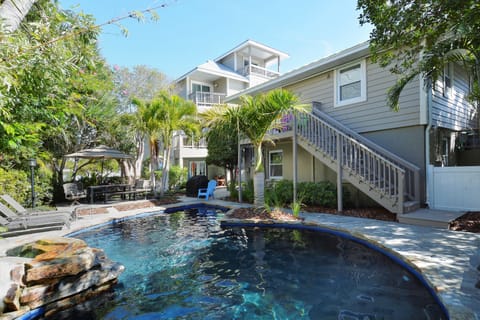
[225,41,370,102]
[176,60,249,83]
[215,39,289,63]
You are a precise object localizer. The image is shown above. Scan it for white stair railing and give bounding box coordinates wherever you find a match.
[275,103,421,212]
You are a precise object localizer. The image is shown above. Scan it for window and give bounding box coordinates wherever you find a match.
[334,60,366,107]
[443,63,454,98]
[191,83,211,94]
[269,150,283,179]
[189,160,206,177]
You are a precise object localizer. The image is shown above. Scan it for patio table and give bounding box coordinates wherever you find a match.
[88,184,132,204]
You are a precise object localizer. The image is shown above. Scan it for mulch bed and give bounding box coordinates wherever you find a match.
[449,212,480,233]
[302,206,397,222]
[229,207,302,221]
[75,196,180,216]
[229,206,396,223]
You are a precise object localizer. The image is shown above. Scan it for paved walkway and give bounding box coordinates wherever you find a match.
[0,197,479,319]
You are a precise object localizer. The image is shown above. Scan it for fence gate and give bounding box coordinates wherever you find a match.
[428,165,480,211]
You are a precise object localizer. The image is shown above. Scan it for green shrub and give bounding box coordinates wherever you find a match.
[0,167,53,207]
[169,166,187,191]
[273,179,293,205]
[265,180,338,209]
[241,180,255,204]
[265,179,293,207]
[298,181,337,208]
[265,188,282,210]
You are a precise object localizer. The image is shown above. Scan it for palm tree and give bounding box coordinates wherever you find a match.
[134,91,199,197]
[132,97,162,193]
[202,89,306,206]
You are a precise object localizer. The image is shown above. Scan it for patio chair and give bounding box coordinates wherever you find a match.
[0,202,70,231]
[0,215,64,238]
[197,180,217,200]
[63,182,87,206]
[0,194,75,220]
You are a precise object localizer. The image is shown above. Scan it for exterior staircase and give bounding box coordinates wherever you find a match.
[278,102,421,214]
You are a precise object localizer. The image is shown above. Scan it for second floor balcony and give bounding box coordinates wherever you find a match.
[188,92,226,107]
[243,64,280,79]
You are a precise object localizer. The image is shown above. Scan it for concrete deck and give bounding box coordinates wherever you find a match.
[1,197,479,319]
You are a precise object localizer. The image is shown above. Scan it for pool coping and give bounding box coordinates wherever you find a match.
[1,198,479,320]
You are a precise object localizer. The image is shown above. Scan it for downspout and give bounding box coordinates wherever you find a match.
[425,77,433,207]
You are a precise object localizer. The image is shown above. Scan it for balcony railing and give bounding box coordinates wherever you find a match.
[188,92,225,106]
[182,137,207,149]
[243,64,280,79]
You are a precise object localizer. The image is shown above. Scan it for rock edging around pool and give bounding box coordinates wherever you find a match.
[0,237,124,319]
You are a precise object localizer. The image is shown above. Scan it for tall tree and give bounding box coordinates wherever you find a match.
[112,65,172,177]
[202,89,305,207]
[205,121,238,187]
[357,0,480,110]
[113,65,171,113]
[0,0,101,166]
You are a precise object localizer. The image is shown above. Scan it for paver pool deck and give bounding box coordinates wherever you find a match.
[1,197,479,319]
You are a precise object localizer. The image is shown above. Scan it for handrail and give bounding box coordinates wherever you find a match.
[297,102,420,201]
[188,92,226,105]
[271,104,421,209]
[243,64,280,78]
[311,103,420,203]
[312,102,420,173]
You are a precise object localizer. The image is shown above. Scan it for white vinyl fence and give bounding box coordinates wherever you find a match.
[428,165,480,211]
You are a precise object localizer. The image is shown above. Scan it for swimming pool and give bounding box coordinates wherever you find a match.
[55,204,447,319]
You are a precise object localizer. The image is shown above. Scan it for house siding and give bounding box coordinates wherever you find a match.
[285,58,422,133]
[265,141,336,183]
[227,79,247,96]
[431,64,478,130]
[178,79,187,99]
[216,78,227,95]
[220,53,235,70]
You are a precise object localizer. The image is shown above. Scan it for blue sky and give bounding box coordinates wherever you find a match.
[59,0,372,80]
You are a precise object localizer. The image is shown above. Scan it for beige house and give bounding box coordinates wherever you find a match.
[226,42,479,214]
[174,40,289,179]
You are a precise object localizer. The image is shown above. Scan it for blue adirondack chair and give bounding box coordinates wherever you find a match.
[197,180,217,200]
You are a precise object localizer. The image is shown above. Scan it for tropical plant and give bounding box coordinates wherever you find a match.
[133,91,199,196]
[202,89,306,206]
[357,0,480,109]
[291,200,302,218]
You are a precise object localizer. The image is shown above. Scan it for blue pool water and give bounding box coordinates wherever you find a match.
[53,205,447,319]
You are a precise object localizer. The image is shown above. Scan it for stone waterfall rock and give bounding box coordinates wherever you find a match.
[25,246,97,283]
[0,237,124,319]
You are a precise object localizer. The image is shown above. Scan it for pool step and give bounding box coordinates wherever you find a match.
[398,209,465,229]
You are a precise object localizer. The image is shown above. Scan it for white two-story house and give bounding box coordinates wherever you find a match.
[174,40,289,179]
